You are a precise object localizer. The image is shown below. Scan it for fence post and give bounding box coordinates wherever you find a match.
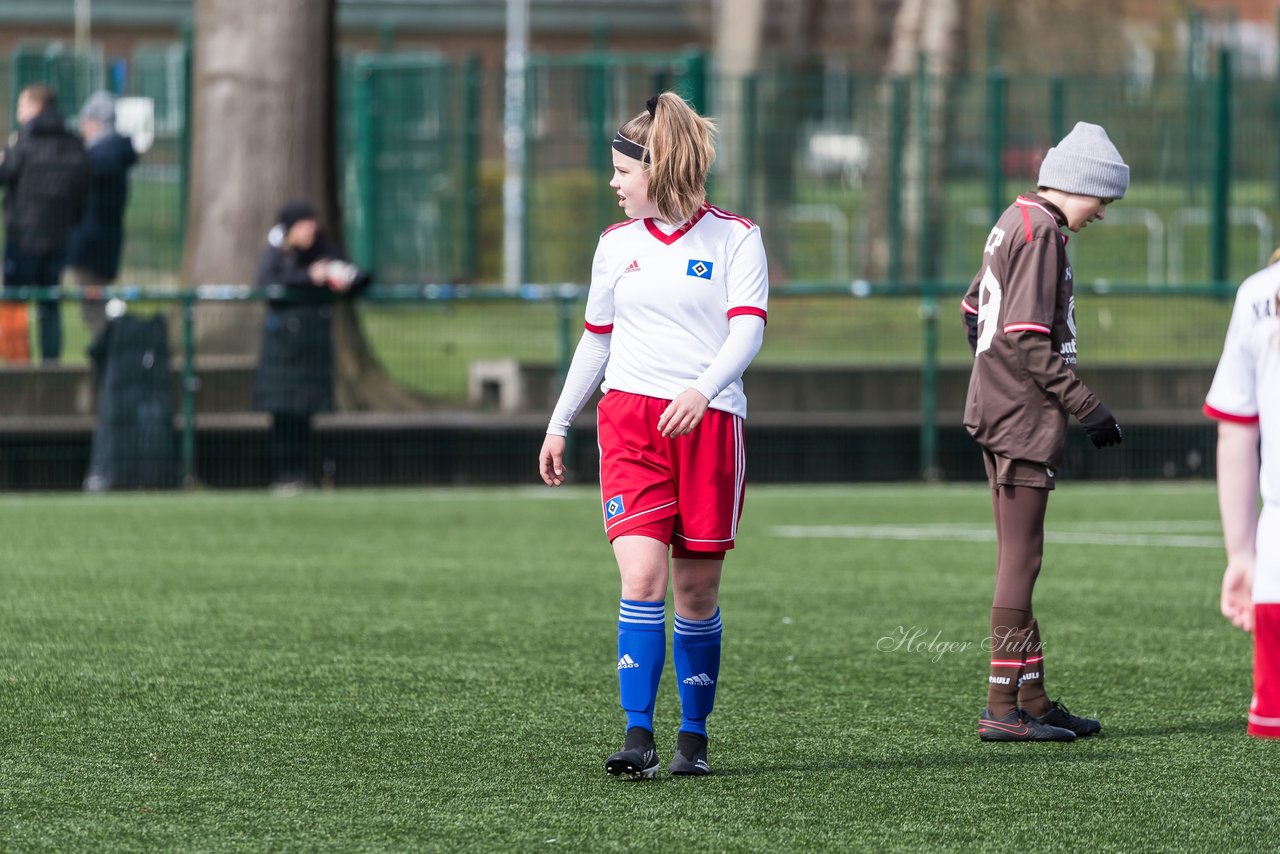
[353,57,377,271]
[986,68,1006,225]
[1275,11,1280,205]
[1048,76,1066,144]
[1211,48,1232,293]
[678,49,708,198]
[1186,8,1203,204]
[985,8,1001,72]
[916,53,939,481]
[521,61,535,285]
[377,22,396,54]
[587,54,610,234]
[460,53,481,282]
[177,23,193,260]
[738,74,757,214]
[556,291,577,463]
[677,49,707,114]
[1275,10,1280,205]
[887,75,907,287]
[180,292,197,488]
[911,52,931,280]
[556,292,575,387]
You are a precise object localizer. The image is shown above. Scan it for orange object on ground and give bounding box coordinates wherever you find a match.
[0,302,31,362]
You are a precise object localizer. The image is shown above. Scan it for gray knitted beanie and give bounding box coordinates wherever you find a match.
[1037,121,1129,200]
[80,91,116,130]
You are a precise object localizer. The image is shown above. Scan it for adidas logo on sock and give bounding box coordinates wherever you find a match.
[682,672,715,686]
[617,654,640,670]
[623,259,641,274]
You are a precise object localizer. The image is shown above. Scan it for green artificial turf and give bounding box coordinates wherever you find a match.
[0,483,1272,851]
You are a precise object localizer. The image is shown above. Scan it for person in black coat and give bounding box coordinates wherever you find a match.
[67,91,139,339]
[252,200,369,488]
[0,84,91,363]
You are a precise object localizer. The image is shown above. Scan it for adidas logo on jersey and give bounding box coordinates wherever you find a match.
[682,672,715,686]
[617,654,640,670]
[623,259,641,274]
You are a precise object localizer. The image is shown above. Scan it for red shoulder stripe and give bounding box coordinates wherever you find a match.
[584,321,614,334]
[706,205,755,229]
[601,219,637,237]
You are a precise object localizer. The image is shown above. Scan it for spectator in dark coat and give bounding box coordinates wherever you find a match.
[67,91,139,339]
[252,200,369,489]
[0,84,91,363]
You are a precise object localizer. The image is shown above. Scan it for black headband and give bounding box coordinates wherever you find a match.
[612,131,650,164]
[612,96,661,163]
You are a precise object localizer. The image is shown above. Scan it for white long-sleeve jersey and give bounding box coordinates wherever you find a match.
[547,202,769,435]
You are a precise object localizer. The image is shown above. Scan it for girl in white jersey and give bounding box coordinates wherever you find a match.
[1206,261,1280,738]
[538,92,769,779]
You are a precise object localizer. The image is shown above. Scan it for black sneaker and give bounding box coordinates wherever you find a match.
[605,727,659,780]
[979,707,1076,742]
[1034,699,1102,737]
[668,731,710,776]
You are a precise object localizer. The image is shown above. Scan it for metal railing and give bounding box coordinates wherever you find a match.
[0,281,1235,487]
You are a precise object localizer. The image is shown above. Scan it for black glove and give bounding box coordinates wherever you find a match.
[1080,402,1123,449]
[964,311,978,355]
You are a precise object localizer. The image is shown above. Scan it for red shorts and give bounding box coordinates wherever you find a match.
[597,391,745,556]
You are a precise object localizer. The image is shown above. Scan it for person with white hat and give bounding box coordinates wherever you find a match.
[959,121,1129,742]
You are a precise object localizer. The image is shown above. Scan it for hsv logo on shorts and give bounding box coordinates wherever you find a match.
[686,259,714,280]
[605,494,625,520]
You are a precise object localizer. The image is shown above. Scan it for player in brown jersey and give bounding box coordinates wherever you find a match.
[960,122,1127,742]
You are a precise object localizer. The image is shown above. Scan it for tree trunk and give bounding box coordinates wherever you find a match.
[757,0,825,282]
[184,0,423,409]
[865,0,966,282]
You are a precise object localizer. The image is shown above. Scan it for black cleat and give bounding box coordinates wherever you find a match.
[979,707,1076,742]
[605,727,659,780]
[668,731,711,776]
[1034,699,1102,737]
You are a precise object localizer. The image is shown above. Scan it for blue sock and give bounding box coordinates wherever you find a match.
[618,599,665,732]
[673,608,722,737]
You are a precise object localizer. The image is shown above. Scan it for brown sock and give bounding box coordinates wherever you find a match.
[986,607,1032,718]
[1017,618,1050,717]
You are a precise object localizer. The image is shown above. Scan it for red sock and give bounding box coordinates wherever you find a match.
[1249,603,1280,738]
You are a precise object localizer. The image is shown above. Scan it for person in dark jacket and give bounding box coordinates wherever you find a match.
[0,84,91,363]
[67,91,139,339]
[252,200,369,489]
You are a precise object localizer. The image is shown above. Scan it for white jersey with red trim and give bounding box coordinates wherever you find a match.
[583,202,769,418]
[1205,266,1280,506]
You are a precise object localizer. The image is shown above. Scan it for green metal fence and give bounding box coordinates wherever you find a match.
[0,282,1231,490]
[7,44,1277,291]
[0,45,1265,487]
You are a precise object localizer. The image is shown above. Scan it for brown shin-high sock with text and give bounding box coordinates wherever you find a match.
[1017,618,1050,717]
[986,607,1033,718]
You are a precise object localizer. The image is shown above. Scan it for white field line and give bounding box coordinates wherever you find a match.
[824,520,1223,533]
[769,524,1223,549]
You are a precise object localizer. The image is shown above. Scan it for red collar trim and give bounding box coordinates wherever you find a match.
[644,203,709,245]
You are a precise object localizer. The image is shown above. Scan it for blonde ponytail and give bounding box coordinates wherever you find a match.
[617,92,716,224]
